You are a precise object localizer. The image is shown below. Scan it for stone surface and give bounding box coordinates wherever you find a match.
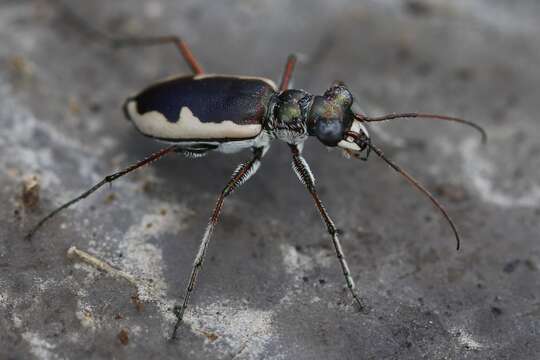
[1,0,539,359]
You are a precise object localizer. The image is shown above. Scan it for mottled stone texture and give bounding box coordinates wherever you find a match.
[1,0,539,359]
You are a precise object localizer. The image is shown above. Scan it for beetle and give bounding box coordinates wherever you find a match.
[25,34,486,340]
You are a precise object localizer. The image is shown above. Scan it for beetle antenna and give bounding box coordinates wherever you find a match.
[360,141,461,250]
[355,112,487,144]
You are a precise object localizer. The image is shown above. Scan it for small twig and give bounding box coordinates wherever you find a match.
[230,342,248,359]
[67,246,138,286]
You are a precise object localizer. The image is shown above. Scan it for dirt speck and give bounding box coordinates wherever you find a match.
[435,184,468,202]
[201,330,219,342]
[89,102,102,113]
[8,55,34,78]
[404,0,433,16]
[141,180,154,193]
[503,259,521,273]
[7,168,20,178]
[68,97,81,114]
[525,259,538,271]
[454,67,476,82]
[131,294,144,312]
[504,259,538,273]
[491,306,503,316]
[22,175,40,209]
[104,193,116,205]
[117,329,129,346]
[82,309,93,323]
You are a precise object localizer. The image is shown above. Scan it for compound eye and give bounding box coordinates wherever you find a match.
[307,97,346,146]
[324,86,353,108]
[313,118,346,146]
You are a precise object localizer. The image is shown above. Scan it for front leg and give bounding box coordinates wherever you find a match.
[171,146,265,339]
[289,144,367,312]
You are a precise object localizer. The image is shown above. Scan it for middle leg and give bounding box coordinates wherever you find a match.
[171,146,265,339]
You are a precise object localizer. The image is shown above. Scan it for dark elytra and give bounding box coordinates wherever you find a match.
[125,75,275,126]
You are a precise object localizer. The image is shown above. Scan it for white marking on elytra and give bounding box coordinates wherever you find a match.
[127,102,262,140]
[192,73,278,90]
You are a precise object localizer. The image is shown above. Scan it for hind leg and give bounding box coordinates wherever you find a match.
[171,146,266,339]
[112,36,204,74]
[55,2,204,74]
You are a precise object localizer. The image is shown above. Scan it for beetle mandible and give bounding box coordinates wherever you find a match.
[26,33,486,340]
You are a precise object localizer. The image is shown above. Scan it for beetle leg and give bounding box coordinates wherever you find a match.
[112,36,204,75]
[54,2,204,74]
[279,54,297,91]
[171,146,266,340]
[25,145,178,240]
[288,144,368,313]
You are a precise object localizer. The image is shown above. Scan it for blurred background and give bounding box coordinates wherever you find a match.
[1,0,539,359]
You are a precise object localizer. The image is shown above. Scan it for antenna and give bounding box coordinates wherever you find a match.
[355,112,487,143]
[359,141,461,250]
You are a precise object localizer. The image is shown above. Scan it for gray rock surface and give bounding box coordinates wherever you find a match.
[1,0,540,359]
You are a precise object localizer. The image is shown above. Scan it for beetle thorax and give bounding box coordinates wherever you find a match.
[265,89,313,145]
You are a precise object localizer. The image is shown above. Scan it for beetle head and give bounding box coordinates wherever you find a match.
[307,85,370,157]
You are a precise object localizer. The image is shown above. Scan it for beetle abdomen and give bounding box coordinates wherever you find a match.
[124,75,277,142]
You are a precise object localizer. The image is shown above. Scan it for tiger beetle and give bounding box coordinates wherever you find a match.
[26,33,486,340]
